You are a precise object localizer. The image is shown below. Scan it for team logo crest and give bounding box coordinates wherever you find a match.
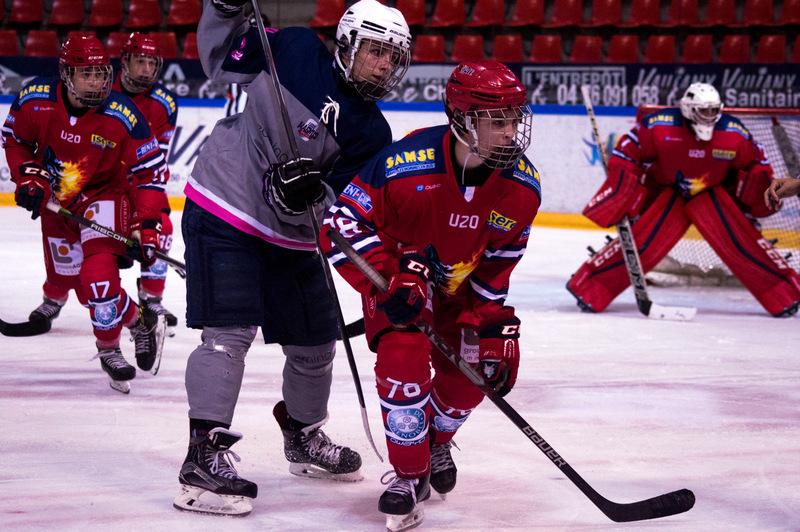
[387,408,425,442]
[93,300,118,329]
[297,119,320,141]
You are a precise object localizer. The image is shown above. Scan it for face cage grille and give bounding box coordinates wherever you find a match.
[455,106,534,169]
[61,64,113,107]
[122,54,164,93]
[348,39,410,101]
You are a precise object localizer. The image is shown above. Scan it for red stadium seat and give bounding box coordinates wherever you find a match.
[606,34,639,63]
[151,31,179,59]
[779,0,800,25]
[793,36,800,63]
[699,0,736,26]
[183,32,199,59]
[507,0,545,26]
[411,34,446,62]
[11,0,44,25]
[50,0,86,26]
[529,35,563,63]
[718,34,751,63]
[467,0,505,27]
[736,0,774,26]
[491,34,524,62]
[67,31,98,41]
[429,0,465,28]
[126,0,162,29]
[167,0,201,27]
[309,0,344,29]
[89,0,123,28]
[450,34,485,63]
[105,31,129,58]
[664,0,699,27]
[755,35,786,63]
[569,35,602,63]
[644,35,676,63]
[0,30,20,56]
[681,34,713,63]
[621,0,660,27]
[545,0,584,27]
[587,0,622,27]
[395,0,425,27]
[24,30,59,57]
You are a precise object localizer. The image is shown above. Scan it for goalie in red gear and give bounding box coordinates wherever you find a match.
[567,83,800,317]
[2,35,170,391]
[320,60,539,524]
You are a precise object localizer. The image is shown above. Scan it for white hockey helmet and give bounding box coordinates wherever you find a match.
[679,82,723,141]
[335,0,412,101]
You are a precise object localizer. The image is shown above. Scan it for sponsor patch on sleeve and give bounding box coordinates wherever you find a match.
[136,138,159,159]
[343,183,373,213]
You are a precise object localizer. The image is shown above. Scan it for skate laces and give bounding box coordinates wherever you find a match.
[94,349,128,369]
[33,300,62,319]
[206,447,242,480]
[304,429,343,464]
[144,298,167,315]
[380,472,417,500]
[430,441,454,473]
[130,309,156,349]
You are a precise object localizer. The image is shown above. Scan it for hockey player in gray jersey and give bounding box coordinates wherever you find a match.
[173,0,412,517]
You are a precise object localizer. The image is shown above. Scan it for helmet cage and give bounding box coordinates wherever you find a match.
[451,105,533,169]
[121,52,163,93]
[339,36,410,100]
[60,63,113,107]
[679,83,723,141]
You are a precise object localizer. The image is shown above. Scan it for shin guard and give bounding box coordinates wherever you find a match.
[138,212,173,297]
[80,253,137,347]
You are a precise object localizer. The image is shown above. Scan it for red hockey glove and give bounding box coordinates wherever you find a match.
[377,250,431,327]
[735,170,775,217]
[15,162,52,220]
[477,316,521,397]
[130,218,162,267]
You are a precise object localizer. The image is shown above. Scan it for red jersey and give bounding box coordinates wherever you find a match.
[320,125,541,328]
[112,74,178,163]
[2,77,167,219]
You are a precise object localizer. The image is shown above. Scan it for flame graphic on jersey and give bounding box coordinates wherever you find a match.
[44,147,90,203]
[437,251,482,296]
[675,171,711,198]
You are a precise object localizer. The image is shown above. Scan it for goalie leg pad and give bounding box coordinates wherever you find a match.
[582,166,648,228]
[567,190,691,312]
[686,187,800,316]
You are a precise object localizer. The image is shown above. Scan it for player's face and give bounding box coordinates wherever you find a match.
[467,105,533,168]
[70,65,112,107]
[351,39,403,85]
[127,54,159,80]
[475,108,521,149]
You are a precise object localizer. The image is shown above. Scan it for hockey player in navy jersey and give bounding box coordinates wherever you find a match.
[320,61,539,530]
[173,0,413,517]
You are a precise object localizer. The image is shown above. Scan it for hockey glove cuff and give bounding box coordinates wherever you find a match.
[377,250,432,327]
[477,316,521,397]
[210,0,247,15]
[15,163,52,220]
[130,218,162,267]
[264,157,325,216]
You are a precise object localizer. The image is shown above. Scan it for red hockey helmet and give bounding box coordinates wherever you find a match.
[121,33,163,93]
[59,35,112,108]
[445,61,532,168]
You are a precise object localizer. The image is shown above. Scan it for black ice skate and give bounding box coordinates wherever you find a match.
[430,441,457,497]
[273,400,363,482]
[137,279,178,337]
[174,427,258,517]
[129,304,166,374]
[94,347,135,394]
[29,297,64,322]
[379,471,431,532]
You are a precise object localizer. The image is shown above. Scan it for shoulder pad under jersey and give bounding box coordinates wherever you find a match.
[99,91,152,138]
[14,77,58,108]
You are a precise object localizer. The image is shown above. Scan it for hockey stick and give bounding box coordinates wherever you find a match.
[248,0,383,462]
[580,86,696,321]
[45,202,187,279]
[0,316,52,337]
[327,227,695,522]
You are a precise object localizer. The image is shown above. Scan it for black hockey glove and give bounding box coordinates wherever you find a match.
[15,163,52,220]
[210,0,247,15]
[264,157,325,216]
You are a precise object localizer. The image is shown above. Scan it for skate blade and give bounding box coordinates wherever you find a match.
[166,324,176,338]
[109,379,130,394]
[173,485,253,517]
[385,506,424,532]
[289,462,364,482]
[150,315,167,376]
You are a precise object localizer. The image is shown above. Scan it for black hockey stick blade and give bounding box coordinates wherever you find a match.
[0,317,52,337]
[344,317,365,338]
[599,488,695,522]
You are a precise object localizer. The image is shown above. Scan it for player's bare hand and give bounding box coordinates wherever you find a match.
[765,178,800,210]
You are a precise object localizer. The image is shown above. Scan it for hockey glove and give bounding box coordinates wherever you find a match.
[735,170,775,217]
[477,315,521,397]
[377,250,431,327]
[264,157,325,216]
[15,163,52,220]
[210,0,247,15]
[130,218,162,267]
[583,167,647,228]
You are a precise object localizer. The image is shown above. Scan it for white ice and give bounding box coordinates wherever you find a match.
[0,207,798,531]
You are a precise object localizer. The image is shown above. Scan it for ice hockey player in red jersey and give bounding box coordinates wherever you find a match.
[3,35,169,392]
[320,60,539,531]
[114,32,180,335]
[567,82,800,317]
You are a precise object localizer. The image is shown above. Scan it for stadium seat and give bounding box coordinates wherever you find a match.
[736,0,774,26]
[105,31,129,58]
[395,0,425,27]
[681,34,713,63]
[621,0,660,27]
[24,30,59,57]
[587,0,622,27]
[67,31,98,42]
[529,34,563,63]
[467,0,505,27]
[411,34,446,62]
[309,0,344,28]
[89,0,123,28]
[429,0,465,28]
[151,31,179,59]
[50,0,86,27]
[569,35,602,63]
[183,32,199,59]
[0,30,20,56]
[698,0,736,26]
[718,34,751,63]
[491,34,524,62]
[664,0,699,27]
[507,0,545,26]
[606,34,639,63]
[793,36,800,63]
[126,0,162,29]
[167,0,201,27]
[10,0,44,25]
[779,0,800,25]
[755,35,786,63]
[644,35,676,63]
[545,0,584,27]
[450,34,485,63]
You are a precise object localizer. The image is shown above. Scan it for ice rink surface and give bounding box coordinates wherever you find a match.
[0,207,798,532]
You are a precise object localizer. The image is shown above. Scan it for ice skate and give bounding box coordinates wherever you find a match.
[138,279,178,337]
[379,472,430,532]
[273,400,363,482]
[28,297,64,322]
[129,304,166,374]
[94,347,135,394]
[174,427,257,517]
[430,441,457,498]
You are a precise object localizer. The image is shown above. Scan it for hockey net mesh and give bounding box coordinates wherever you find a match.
[640,107,800,286]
